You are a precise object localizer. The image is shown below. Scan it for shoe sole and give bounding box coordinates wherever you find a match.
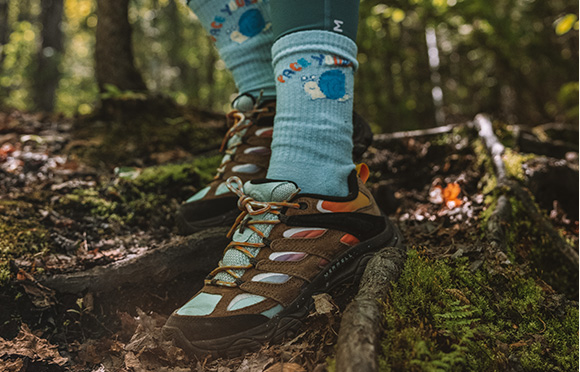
[162,216,404,358]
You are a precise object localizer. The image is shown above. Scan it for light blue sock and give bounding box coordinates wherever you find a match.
[268,30,357,196]
[187,0,276,99]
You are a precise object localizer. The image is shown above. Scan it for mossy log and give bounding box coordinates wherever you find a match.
[474,114,578,267]
[40,227,228,294]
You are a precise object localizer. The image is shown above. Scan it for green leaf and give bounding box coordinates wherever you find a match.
[555,14,578,35]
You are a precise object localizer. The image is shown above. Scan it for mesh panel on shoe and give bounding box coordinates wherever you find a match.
[176,292,222,316]
[213,180,299,283]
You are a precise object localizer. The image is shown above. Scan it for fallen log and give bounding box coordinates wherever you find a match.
[474,114,578,267]
[40,227,229,294]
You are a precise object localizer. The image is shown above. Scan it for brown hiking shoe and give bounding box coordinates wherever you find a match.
[176,102,374,235]
[176,101,276,235]
[163,165,403,358]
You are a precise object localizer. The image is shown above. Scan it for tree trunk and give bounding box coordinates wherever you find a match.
[95,0,147,93]
[0,0,9,65]
[34,0,64,112]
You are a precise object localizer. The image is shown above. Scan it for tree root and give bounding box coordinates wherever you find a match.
[40,227,229,294]
[335,244,407,372]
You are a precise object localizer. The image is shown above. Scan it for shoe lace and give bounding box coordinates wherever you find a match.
[214,107,268,180]
[204,176,301,288]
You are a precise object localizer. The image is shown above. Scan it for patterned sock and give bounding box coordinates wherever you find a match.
[267,30,357,196]
[187,0,276,99]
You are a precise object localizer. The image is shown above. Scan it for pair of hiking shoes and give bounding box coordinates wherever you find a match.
[163,99,403,358]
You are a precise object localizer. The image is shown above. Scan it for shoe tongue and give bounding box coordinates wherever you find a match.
[244,180,299,203]
[232,94,255,112]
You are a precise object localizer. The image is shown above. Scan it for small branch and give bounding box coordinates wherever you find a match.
[39,227,229,294]
[335,244,407,372]
[373,123,463,145]
[473,114,507,182]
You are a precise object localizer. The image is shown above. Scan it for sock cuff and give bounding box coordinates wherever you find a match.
[186,0,217,26]
[271,30,359,71]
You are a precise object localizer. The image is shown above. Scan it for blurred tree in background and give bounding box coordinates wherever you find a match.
[0,0,577,131]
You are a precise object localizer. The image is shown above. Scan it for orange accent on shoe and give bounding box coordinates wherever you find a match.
[257,128,273,137]
[356,163,370,184]
[318,192,370,213]
[318,258,330,268]
[340,234,360,247]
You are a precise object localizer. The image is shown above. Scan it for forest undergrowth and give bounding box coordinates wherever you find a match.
[0,106,577,372]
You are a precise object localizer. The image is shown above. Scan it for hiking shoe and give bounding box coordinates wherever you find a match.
[176,102,374,235]
[176,101,276,235]
[163,164,403,358]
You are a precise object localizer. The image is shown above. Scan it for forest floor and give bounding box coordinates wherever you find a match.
[0,104,578,372]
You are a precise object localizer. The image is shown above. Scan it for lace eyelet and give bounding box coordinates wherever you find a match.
[299,202,308,210]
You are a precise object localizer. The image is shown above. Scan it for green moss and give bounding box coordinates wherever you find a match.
[133,154,221,191]
[190,154,222,185]
[0,200,51,285]
[471,139,498,195]
[63,189,120,218]
[502,149,535,181]
[53,155,223,231]
[379,250,579,371]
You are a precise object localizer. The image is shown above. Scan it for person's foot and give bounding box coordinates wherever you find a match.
[163,165,403,358]
[176,103,373,235]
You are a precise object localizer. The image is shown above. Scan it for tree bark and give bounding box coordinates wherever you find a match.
[0,0,9,65]
[34,0,64,112]
[95,0,147,93]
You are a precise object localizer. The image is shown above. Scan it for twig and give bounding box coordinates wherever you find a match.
[373,123,464,145]
[473,114,507,181]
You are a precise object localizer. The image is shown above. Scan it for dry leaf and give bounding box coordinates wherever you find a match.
[0,324,68,366]
[429,183,463,209]
[312,293,337,316]
[443,182,462,208]
[264,362,306,372]
[0,359,24,372]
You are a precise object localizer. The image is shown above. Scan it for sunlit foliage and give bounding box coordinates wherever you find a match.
[0,0,577,130]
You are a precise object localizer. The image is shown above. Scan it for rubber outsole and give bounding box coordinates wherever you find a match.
[162,216,404,358]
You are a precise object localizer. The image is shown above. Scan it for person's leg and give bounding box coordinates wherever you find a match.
[177,0,371,234]
[176,0,278,234]
[266,0,360,196]
[186,0,276,101]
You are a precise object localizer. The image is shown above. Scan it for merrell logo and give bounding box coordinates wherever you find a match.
[333,20,344,33]
[324,253,354,279]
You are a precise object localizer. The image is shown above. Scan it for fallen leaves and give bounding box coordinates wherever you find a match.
[123,308,190,372]
[264,362,306,372]
[0,324,68,370]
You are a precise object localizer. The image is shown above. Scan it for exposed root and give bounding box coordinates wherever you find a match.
[40,228,228,294]
[335,244,407,372]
